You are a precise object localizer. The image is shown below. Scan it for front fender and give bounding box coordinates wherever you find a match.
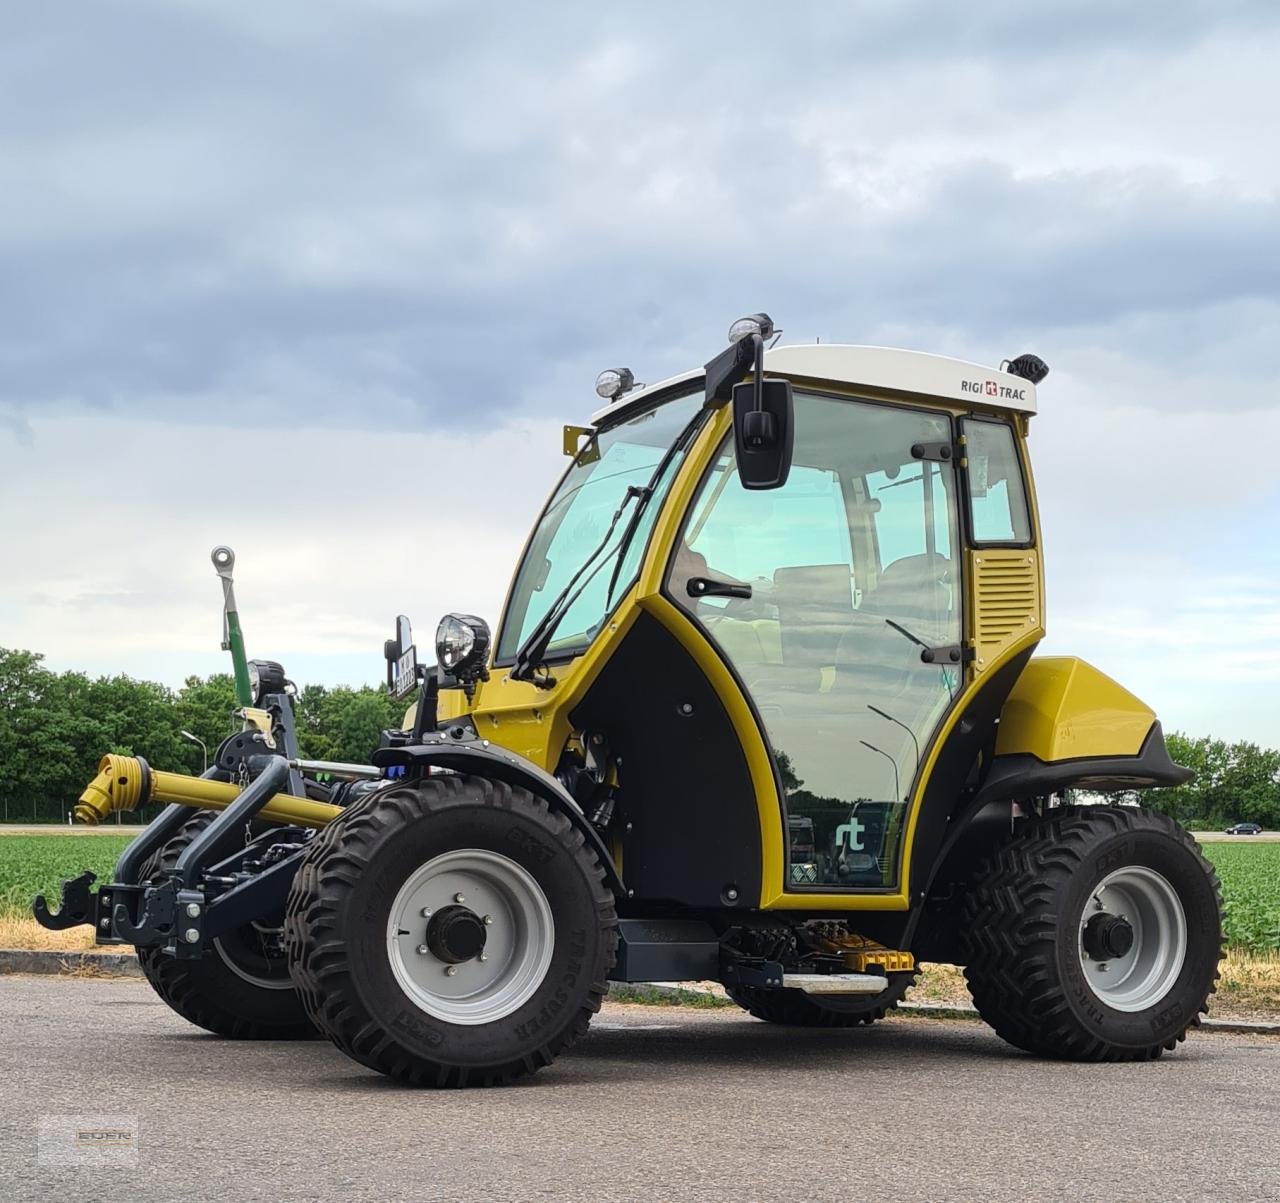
[371,736,626,898]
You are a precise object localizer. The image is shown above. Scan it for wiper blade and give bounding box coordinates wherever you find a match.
[511,484,650,686]
[884,617,929,650]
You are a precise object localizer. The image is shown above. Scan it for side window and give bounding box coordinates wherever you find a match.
[963,420,1032,545]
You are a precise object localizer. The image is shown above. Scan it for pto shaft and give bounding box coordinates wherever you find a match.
[75,754,340,828]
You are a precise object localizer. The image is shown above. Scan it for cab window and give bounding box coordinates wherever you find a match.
[963,419,1032,545]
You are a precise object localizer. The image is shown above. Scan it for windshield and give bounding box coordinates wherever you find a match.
[496,390,705,664]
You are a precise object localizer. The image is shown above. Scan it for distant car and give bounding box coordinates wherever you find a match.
[1224,823,1263,835]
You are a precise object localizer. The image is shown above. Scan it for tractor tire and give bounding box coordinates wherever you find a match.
[135,811,318,1040]
[727,972,917,1027]
[284,775,618,1087]
[963,806,1223,1062]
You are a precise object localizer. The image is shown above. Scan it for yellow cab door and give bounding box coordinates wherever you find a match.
[656,390,965,902]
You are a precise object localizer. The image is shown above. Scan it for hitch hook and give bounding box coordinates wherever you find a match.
[111,879,180,947]
[32,871,97,930]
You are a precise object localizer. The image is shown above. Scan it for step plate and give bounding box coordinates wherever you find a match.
[783,972,889,996]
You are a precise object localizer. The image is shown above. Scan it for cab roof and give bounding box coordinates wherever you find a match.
[590,343,1039,427]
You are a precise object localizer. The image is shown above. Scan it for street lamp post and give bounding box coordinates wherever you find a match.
[867,704,921,767]
[181,730,208,774]
[859,739,902,802]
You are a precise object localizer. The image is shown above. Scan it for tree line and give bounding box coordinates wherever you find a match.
[1,647,1276,829]
[1134,733,1280,831]
[0,648,403,824]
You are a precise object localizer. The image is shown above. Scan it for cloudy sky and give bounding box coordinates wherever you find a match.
[3,1,1277,745]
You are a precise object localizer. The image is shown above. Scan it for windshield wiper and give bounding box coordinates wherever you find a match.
[511,484,651,687]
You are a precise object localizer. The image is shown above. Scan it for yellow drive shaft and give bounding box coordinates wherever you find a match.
[75,754,341,828]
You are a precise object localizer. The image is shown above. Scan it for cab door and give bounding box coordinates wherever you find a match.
[665,391,962,895]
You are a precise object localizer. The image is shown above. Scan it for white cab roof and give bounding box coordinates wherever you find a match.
[591,343,1038,425]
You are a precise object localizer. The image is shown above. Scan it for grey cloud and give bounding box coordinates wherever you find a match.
[2,1,1279,438]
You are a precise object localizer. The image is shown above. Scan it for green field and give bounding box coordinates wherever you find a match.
[1199,842,1280,953]
[0,834,134,915]
[1,832,1277,953]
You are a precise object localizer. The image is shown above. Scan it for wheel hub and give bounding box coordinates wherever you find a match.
[426,905,488,964]
[1077,865,1188,1012]
[1082,912,1135,961]
[386,848,555,1026]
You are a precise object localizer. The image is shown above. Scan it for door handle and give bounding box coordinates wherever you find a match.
[687,576,752,600]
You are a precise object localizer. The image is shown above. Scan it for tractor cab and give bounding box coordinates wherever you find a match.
[394,325,1067,922]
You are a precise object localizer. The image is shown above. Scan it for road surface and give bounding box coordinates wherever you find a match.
[0,976,1276,1202]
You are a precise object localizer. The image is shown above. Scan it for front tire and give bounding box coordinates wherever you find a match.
[963,806,1223,1061]
[136,812,318,1040]
[284,775,617,1087]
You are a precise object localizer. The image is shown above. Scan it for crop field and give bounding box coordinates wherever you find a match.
[1199,842,1280,953]
[1,831,1278,952]
[0,833,133,916]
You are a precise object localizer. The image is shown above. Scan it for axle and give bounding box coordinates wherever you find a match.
[75,753,341,828]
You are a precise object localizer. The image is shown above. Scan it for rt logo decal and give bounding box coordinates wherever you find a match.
[835,816,866,851]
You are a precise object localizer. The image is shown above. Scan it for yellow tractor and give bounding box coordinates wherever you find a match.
[37,314,1221,1085]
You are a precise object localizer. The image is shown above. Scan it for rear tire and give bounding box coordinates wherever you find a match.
[963,806,1223,1061]
[136,812,318,1040]
[727,972,917,1027]
[284,775,617,1087]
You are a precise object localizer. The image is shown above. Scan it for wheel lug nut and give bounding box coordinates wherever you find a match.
[445,965,458,977]
[420,907,432,918]
[454,893,466,904]
[479,953,488,963]
[416,945,429,955]
[482,915,492,925]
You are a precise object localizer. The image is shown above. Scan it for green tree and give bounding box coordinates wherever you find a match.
[1137,733,1280,829]
[174,674,240,773]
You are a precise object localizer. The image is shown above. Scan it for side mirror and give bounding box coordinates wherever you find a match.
[732,378,793,490]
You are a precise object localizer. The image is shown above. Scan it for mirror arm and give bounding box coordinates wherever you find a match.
[752,333,765,415]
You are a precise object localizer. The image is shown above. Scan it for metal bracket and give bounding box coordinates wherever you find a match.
[562,425,597,461]
[910,441,956,463]
[237,707,277,749]
[721,959,787,990]
[920,644,974,666]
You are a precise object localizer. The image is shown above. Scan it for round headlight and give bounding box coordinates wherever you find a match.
[435,614,492,683]
[727,312,776,344]
[594,367,635,400]
[247,659,286,701]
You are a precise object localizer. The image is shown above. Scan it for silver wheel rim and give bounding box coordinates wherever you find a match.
[1077,865,1187,1012]
[386,848,555,1026]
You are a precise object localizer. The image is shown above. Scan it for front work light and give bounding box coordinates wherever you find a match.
[595,368,635,400]
[435,614,492,687]
[727,312,776,345]
[247,659,287,702]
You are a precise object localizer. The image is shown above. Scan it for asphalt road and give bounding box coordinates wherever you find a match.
[1,977,1276,1203]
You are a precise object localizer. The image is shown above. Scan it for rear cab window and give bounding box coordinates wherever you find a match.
[962,419,1032,545]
